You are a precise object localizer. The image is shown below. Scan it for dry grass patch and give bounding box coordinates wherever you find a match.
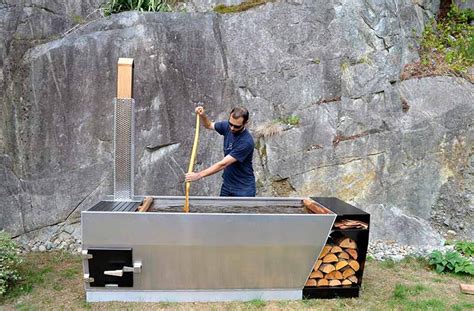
[252,122,284,138]
[213,0,275,14]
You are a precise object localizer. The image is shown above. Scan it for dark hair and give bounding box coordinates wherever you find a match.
[230,107,249,123]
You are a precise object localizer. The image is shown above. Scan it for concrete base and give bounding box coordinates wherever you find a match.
[86,289,302,302]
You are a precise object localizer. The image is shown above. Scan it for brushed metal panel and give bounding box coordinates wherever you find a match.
[82,210,335,290]
[86,289,302,302]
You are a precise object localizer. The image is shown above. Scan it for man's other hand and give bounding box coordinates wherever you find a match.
[185,172,202,182]
[195,106,205,115]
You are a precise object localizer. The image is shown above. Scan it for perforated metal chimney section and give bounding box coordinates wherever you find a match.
[113,98,135,201]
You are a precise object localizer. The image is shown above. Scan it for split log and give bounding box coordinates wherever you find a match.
[318,245,332,259]
[137,197,153,212]
[342,267,355,279]
[346,249,358,260]
[329,280,342,287]
[331,246,343,253]
[302,198,332,214]
[317,279,329,287]
[348,275,358,284]
[338,237,357,249]
[320,264,336,274]
[322,253,339,263]
[305,279,317,287]
[313,260,322,271]
[338,251,350,260]
[310,270,323,279]
[335,260,349,271]
[348,259,360,272]
[459,284,474,295]
[334,219,368,229]
[342,279,352,286]
[324,271,343,280]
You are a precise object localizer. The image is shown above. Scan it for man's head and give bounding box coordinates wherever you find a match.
[228,107,249,134]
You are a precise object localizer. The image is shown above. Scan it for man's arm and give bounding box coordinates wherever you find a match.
[195,106,214,130]
[185,155,236,182]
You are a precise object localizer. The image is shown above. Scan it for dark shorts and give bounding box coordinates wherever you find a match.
[220,184,256,197]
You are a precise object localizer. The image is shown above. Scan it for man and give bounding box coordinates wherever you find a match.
[185,106,256,197]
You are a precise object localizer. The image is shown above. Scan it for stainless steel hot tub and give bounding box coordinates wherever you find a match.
[81,195,336,302]
[81,59,337,302]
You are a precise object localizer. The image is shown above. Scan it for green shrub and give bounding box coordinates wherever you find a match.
[0,231,22,296]
[280,115,300,126]
[455,240,474,257]
[103,0,179,15]
[402,4,473,81]
[420,5,473,70]
[429,250,474,275]
[422,5,473,70]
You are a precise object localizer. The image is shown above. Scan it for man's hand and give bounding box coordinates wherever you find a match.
[185,172,202,182]
[195,106,205,116]
[195,106,214,129]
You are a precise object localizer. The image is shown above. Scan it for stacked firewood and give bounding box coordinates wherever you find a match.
[305,237,360,287]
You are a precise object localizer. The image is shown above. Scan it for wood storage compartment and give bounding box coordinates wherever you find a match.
[303,197,370,299]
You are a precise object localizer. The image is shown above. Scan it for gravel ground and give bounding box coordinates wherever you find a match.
[367,239,450,261]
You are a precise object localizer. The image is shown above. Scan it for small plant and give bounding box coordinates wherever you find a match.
[454,240,474,257]
[302,297,319,306]
[246,298,266,308]
[380,259,396,269]
[0,231,22,296]
[393,283,427,300]
[429,250,474,275]
[280,115,300,126]
[60,268,78,279]
[157,301,178,308]
[340,61,350,72]
[103,0,179,15]
[71,15,85,24]
[358,54,372,65]
[452,302,474,311]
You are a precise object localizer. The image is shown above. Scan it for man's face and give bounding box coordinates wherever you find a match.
[228,115,245,134]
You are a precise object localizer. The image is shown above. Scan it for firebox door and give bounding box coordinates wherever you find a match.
[85,248,138,287]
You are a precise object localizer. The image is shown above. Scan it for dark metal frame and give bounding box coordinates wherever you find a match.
[303,197,370,299]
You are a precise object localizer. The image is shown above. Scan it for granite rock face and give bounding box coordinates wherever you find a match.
[1,0,472,246]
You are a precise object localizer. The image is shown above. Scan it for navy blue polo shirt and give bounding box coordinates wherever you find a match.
[214,121,255,195]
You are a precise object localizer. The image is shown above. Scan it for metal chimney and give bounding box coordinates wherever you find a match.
[113,58,134,201]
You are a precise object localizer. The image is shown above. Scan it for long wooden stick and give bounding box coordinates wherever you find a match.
[184,114,200,213]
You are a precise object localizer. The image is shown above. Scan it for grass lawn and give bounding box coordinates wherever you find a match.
[1,251,473,310]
